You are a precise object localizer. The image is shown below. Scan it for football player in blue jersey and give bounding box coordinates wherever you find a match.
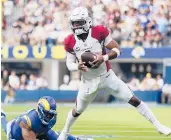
[1,96,93,140]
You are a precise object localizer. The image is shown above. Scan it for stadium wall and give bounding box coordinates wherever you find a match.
[1,46,171,59]
[1,90,162,103]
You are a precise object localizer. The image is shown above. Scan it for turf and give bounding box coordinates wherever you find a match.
[1,104,171,140]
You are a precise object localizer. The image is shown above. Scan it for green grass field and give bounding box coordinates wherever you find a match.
[1,104,171,140]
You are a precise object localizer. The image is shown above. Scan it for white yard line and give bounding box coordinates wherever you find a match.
[71,125,153,128]
[72,130,156,132]
[77,135,171,139]
[119,135,171,139]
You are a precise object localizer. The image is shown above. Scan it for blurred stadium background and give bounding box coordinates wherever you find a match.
[1,0,171,139]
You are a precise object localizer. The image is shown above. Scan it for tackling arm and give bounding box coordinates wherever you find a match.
[20,121,36,140]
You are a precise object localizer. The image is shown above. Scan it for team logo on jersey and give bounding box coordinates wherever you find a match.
[75,47,80,51]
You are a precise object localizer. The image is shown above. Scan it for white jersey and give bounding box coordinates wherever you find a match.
[64,25,112,80]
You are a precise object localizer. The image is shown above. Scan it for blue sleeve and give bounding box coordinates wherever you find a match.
[47,129,58,140]
[67,134,78,140]
[20,115,32,129]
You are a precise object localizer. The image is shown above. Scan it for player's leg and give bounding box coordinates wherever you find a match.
[58,98,92,140]
[128,95,171,135]
[1,109,7,133]
[105,70,171,136]
[58,80,99,140]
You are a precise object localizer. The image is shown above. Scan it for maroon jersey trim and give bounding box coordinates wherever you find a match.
[102,47,111,71]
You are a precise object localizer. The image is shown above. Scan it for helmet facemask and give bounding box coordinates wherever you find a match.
[37,104,57,125]
[70,18,91,35]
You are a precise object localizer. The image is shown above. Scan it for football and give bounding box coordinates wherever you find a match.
[81,52,97,68]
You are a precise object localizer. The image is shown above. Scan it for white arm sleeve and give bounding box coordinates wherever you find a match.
[66,52,78,71]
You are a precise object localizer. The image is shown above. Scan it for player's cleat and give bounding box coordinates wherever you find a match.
[156,124,171,136]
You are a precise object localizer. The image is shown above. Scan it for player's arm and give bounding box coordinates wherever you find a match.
[20,121,36,140]
[66,52,88,72]
[66,52,78,71]
[91,26,121,68]
[104,40,121,60]
[19,116,36,140]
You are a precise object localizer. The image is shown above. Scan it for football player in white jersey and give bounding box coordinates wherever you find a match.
[58,7,171,139]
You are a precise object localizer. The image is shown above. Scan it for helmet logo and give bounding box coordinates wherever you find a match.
[38,99,50,111]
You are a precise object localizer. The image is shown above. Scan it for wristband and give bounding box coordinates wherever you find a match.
[103,54,109,61]
[112,48,120,57]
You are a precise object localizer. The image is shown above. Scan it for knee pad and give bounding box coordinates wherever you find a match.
[74,106,86,116]
[129,95,141,107]
[73,112,80,117]
[72,109,81,117]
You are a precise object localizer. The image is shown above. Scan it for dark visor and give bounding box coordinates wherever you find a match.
[71,20,86,28]
[43,110,56,119]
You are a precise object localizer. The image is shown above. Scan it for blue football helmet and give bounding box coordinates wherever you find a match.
[37,96,57,125]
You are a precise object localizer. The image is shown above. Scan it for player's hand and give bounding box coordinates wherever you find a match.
[89,54,104,68]
[78,60,88,72]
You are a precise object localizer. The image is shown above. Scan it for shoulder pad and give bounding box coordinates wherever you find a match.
[64,34,76,53]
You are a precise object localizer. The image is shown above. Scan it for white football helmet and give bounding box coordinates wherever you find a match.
[69,7,92,35]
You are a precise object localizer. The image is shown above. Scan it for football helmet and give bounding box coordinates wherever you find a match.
[70,7,92,35]
[37,96,57,125]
